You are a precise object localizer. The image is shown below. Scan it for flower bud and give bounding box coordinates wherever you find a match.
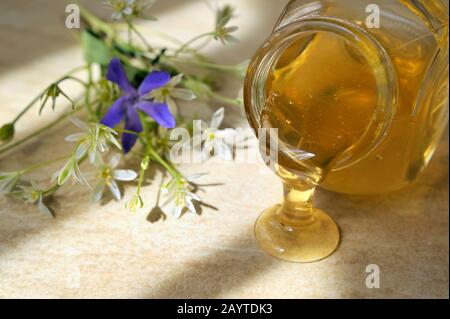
[126,194,144,213]
[141,156,150,170]
[0,123,15,143]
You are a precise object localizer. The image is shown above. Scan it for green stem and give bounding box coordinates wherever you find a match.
[125,18,153,52]
[173,32,215,57]
[12,95,41,125]
[78,3,115,38]
[165,56,244,77]
[20,155,71,174]
[84,64,97,120]
[115,128,141,136]
[127,24,133,46]
[147,144,182,180]
[61,76,88,87]
[43,184,60,197]
[211,92,242,107]
[136,156,149,196]
[135,136,181,181]
[0,106,83,157]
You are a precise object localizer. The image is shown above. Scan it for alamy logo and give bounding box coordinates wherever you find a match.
[366,4,381,29]
[365,264,380,289]
[65,4,80,29]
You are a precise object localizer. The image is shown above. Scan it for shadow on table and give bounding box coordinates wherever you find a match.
[147,235,275,298]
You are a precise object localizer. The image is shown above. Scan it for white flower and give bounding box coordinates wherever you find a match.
[15,181,54,217]
[90,154,137,203]
[161,173,205,219]
[0,172,21,195]
[65,116,122,163]
[145,74,196,116]
[214,5,239,44]
[104,0,135,20]
[194,107,234,161]
[104,0,156,20]
[52,157,88,186]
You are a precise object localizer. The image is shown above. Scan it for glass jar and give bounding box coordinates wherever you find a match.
[244,0,449,195]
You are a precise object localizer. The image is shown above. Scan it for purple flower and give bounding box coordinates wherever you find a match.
[101,58,176,153]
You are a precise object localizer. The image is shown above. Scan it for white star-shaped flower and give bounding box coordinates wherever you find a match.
[194,107,235,162]
[90,154,137,202]
[161,173,205,219]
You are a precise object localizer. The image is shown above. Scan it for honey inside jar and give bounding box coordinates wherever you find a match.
[262,31,379,175]
[261,22,443,192]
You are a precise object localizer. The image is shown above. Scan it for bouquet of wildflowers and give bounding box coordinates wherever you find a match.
[0,0,246,219]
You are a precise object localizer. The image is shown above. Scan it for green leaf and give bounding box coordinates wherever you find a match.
[81,30,115,65]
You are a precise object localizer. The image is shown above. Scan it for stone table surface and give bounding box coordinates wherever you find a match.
[0,0,448,299]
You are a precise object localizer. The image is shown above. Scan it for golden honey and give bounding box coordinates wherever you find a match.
[262,32,379,174]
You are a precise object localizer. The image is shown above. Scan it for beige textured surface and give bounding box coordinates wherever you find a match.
[0,0,448,298]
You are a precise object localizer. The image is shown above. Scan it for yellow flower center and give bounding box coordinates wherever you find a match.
[161,88,170,97]
[31,191,40,202]
[101,168,112,185]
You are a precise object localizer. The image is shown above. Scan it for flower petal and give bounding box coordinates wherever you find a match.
[169,73,183,87]
[186,191,201,202]
[138,71,171,96]
[135,101,176,128]
[123,7,133,15]
[185,197,197,214]
[109,153,122,169]
[0,173,19,195]
[91,181,105,203]
[113,169,138,181]
[38,199,55,218]
[122,107,143,153]
[217,141,233,161]
[107,58,135,94]
[210,107,224,129]
[186,173,208,182]
[75,143,87,160]
[69,116,90,131]
[65,132,85,142]
[108,180,121,201]
[164,96,178,117]
[173,205,183,219]
[171,88,196,101]
[201,140,213,161]
[112,11,122,20]
[100,96,129,128]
